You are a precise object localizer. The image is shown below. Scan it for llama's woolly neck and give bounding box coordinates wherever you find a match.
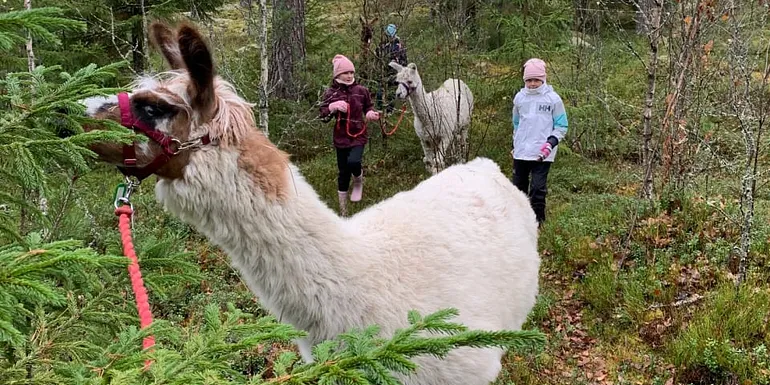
[408,81,434,123]
[154,139,368,339]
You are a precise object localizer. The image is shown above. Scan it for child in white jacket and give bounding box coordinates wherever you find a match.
[512,58,568,226]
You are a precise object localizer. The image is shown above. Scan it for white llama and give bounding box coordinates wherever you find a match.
[79,22,540,385]
[389,61,474,175]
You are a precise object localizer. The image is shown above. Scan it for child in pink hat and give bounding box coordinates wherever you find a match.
[319,54,381,216]
[511,58,569,227]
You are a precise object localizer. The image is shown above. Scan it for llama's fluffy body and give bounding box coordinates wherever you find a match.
[86,23,541,385]
[392,63,474,174]
[155,150,539,385]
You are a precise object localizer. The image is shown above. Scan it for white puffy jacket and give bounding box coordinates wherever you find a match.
[512,83,569,162]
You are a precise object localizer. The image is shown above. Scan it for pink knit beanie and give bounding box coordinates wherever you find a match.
[523,58,547,82]
[332,54,355,79]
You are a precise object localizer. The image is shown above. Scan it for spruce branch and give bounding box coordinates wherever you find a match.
[0,7,85,52]
[0,239,126,348]
[265,308,545,385]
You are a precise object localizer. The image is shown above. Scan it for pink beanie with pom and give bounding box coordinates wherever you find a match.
[332,54,355,78]
[523,58,547,82]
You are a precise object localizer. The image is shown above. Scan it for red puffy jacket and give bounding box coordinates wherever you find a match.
[319,81,374,148]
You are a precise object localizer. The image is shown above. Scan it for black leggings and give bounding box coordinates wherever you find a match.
[336,145,365,191]
[513,159,552,223]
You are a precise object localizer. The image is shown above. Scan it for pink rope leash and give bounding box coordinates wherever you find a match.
[115,205,155,367]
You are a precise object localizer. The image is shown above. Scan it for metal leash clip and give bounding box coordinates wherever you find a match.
[114,176,141,228]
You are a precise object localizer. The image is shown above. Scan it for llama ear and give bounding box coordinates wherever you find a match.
[370,17,379,25]
[177,23,216,120]
[359,15,366,25]
[149,22,184,70]
[388,61,404,72]
[407,63,417,71]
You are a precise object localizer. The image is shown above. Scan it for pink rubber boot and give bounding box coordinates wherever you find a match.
[350,172,364,202]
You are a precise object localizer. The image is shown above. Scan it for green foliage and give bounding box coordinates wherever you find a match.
[63,304,304,385]
[580,259,618,318]
[259,308,545,385]
[125,237,204,300]
[0,6,135,243]
[0,236,126,348]
[7,1,770,384]
[1,305,544,385]
[0,61,133,243]
[0,7,85,53]
[668,283,770,382]
[477,0,572,60]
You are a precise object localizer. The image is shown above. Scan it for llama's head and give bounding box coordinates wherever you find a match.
[359,15,378,47]
[358,15,374,47]
[388,61,421,99]
[78,22,258,180]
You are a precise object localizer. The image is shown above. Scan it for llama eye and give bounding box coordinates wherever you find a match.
[133,100,177,122]
[143,105,162,117]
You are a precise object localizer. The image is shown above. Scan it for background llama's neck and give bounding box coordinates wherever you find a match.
[155,144,366,340]
[408,81,434,124]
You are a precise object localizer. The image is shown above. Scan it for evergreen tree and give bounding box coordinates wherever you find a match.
[0,6,133,244]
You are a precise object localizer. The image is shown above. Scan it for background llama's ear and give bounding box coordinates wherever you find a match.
[407,63,417,71]
[388,61,404,72]
[177,23,216,121]
[359,15,366,25]
[149,22,184,70]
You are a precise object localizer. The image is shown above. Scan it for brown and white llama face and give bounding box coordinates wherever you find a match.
[388,61,421,99]
[80,22,217,179]
[359,15,378,47]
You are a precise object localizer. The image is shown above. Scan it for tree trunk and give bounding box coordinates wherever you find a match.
[23,0,49,238]
[25,0,35,71]
[132,18,145,74]
[258,0,269,135]
[141,0,149,71]
[269,0,305,100]
[241,0,253,35]
[640,0,661,200]
[635,0,656,34]
[463,0,477,36]
[726,0,758,287]
[660,4,700,191]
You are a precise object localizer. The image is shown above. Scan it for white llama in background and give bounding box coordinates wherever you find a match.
[79,22,540,385]
[389,61,474,174]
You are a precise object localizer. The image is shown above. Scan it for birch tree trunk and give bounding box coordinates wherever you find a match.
[141,0,149,71]
[726,0,758,287]
[23,0,48,236]
[639,0,662,200]
[25,0,35,71]
[258,0,269,135]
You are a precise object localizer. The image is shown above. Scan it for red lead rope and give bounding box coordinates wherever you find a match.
[380,104,408,137]
[115,205,155,368]
[334,107,367,138]
[334,104,408,138]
